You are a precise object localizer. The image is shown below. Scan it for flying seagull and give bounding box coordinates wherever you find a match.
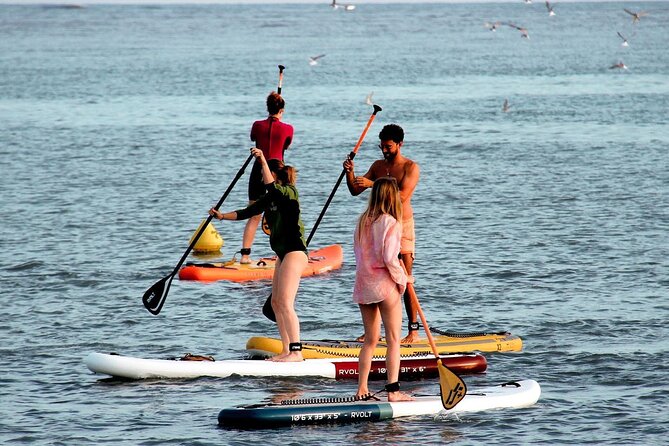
[331,0,355,11]
[505,22,530,39]
[484,21,502,32]
[309,54,326,66]
[365,92,374,106]
[623,8,647,24]
[546,1,556,16]
[617,31,629,47]
[502,99,510,113]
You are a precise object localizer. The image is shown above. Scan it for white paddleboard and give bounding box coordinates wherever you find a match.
[218,379,541,427]
[84,352,487,380]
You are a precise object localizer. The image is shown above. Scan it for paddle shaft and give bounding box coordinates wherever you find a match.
[401,260,466,409]
[306,104,382,245]
[263,105,382,321]
[405,283,440,358]
[142,153,254,315]
[399,259,440,357]
[169,153,254,276]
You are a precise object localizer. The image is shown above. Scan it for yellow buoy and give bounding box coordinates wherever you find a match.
[190,219,224,253]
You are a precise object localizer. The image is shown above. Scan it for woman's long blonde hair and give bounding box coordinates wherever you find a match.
[356,177,403,243]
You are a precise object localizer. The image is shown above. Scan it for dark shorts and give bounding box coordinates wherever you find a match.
[248,161,266,201]
[276,248,309,262]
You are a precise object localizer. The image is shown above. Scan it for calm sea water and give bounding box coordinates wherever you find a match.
[1,1,668,444]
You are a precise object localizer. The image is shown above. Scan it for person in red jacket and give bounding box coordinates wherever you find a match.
[241,92,294,264]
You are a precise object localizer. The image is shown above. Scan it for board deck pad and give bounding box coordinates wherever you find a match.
[247,331,523,358]
[178,244,343,282]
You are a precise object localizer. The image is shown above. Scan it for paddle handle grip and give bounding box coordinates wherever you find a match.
[350,104,382,156]
[170,153,254,275]
[277,64,285,94]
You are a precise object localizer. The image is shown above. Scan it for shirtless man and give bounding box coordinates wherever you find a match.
[343,124,421,344]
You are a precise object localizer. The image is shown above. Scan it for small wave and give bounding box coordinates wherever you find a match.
[480,270,526,279]
[5,260,45,271]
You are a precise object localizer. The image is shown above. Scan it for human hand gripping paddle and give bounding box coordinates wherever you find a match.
[402,262,467,409]
[262,104,383,321]
[142,153,254,315]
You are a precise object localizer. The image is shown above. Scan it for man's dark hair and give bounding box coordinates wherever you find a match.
[379,124,404,143]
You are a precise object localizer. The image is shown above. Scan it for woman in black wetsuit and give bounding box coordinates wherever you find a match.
[210,147,307,362]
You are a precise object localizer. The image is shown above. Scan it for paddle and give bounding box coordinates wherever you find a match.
[277,65,285,94]
[403,268,467,409]
[262,104,383,321]
[142,153,255,315]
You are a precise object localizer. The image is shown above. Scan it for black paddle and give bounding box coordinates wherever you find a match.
[262,104,383,321]
[142,153,254,315]
[277,65,285,94]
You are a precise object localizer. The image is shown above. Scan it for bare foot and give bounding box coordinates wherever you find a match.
[240,255,252,265]
[355,334,384,343]
[401,332,420,344]
[271,351,303,362]
[355,389,369,399]
[266,352,288,361]
[388,391,413,402]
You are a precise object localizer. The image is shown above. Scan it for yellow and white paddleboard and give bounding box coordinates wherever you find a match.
[246,331,522,359]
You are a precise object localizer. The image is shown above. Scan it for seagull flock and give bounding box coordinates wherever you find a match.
[310,2,651,109]
[485,2,650,112]
[484,2,649,72]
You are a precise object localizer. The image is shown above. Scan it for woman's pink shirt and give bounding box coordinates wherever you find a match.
[353,214,408,305]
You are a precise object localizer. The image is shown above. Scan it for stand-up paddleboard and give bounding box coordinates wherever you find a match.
[218,379,541,428]
[247,331,522,359]
[85,352,486,380]
[178,244,343,282]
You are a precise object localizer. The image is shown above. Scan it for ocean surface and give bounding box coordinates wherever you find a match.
[1,1,668,444]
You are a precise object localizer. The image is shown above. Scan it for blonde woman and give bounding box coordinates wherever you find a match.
[210,147,307,362]
[353,177,412,401]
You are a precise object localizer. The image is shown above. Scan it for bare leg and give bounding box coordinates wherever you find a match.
[356,304,381,398]
[400,252,420,344]
[270,251,308,362]
[241,211,261,264]
[268,257,289,360]
[379,293,413,402]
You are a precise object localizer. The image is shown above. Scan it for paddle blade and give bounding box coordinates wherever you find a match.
[142,275,172,315]
[437,358,467,410]
[262,294,276,322]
